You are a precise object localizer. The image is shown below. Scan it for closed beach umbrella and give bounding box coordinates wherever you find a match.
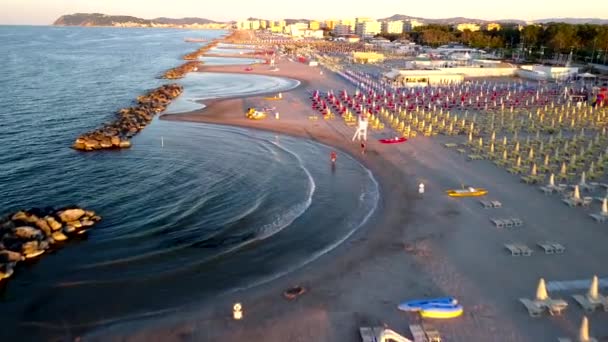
[549,173,555,187]
[535,278,548,301]
[602,198,608,216]
[578,316,590,342]
[574,185,581,200]
[531,163,537,176]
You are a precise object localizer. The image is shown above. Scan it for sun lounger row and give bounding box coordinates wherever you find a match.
[505,242,566,256]
[589,213,608,222]
[572,294,608,313]
[409,324,441,342]
[519,298,567,317]
[505,243,533,256]
[479,200,502,208]
[467,154,484,161]
[491,217,523,228]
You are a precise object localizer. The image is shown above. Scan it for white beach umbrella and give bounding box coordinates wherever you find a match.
[574,185,581,200]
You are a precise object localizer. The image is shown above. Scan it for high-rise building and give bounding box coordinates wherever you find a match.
[324,19,338,30]
[340,19,356,31]
[382,20,404,34]
[355,20,382,37]
[333,24,351,36]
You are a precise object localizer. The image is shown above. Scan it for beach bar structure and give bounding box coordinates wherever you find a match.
[383,69,465,87]
[351,51,385,64]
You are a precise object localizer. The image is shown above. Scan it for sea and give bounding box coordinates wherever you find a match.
[0,26,379,340]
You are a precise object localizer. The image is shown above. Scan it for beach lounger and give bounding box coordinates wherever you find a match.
[491,200,502,208]
[409,324,430,342]
[539,186,556,195]
[589,213,608,222]
[422,325,441,342]
[505,244,532,256]
[537,242,564,254]
[511,218,523,227]
[479,200,493,208]
[572,294,608,313]
[443,143,457,148]
[359,327,377,342]
[503,218,514,228]
[491,218,505,228]
[456,148,466,154]
[519,298,544,317]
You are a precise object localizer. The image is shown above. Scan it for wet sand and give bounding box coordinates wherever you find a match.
[84,45,608,342]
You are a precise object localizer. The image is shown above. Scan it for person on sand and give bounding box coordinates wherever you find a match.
[360,142,366,154]
[330,151,337,163]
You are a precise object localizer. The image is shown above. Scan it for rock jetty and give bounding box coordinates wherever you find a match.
[72,84,183,151]
[182,41,218,60]
[163,61,201,79]
[0,207,101,281]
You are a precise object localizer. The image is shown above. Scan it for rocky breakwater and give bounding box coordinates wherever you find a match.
[163,61,201,79]
[183,41,219,60]
[72,84,183,151]
[0,207,101,281]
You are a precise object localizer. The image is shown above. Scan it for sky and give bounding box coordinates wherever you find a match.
[1,0,607,25]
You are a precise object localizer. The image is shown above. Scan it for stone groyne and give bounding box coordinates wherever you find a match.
[0,207,101,281]
[71,33,236,151]
[72,84,183,151]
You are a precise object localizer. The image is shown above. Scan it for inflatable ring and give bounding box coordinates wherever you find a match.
[283,286,306,300]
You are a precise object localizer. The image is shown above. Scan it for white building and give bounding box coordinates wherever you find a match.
[355,21,381,37]
[382,21,404,34]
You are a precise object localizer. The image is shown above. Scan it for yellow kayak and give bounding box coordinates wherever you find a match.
[446,187,488,197]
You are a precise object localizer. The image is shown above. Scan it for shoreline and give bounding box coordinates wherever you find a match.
[85,44,424,341]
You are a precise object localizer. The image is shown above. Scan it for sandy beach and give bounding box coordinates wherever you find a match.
[84,39,608,342]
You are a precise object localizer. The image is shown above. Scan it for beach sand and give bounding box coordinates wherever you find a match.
[84,48,608,342]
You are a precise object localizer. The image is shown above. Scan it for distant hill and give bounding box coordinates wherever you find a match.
[381,14,608,25]
[53,13,220,27]
[532,18,608,25]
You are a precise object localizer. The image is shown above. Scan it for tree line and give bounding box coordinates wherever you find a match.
[378,23,608,63]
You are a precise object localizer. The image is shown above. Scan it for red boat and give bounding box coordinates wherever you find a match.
[379,137,407,144]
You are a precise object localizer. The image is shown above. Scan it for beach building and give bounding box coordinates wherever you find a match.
[309,20,320,30]
[403,19,425,32]
[383,69,465,86]
[333,24,351,36]
[382,20,404,34]
[355,21,382,37]
[455,23,481,32]
[516,65,579,81]
[351,51,385,64]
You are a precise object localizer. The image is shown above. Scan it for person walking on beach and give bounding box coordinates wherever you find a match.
[330,151,337,164]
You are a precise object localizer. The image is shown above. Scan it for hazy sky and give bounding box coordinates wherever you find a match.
[2,0,607,25]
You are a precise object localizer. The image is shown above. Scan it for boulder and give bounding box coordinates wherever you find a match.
[11,211,29,222]
[45,216,62,231]
[35,219,52,237]
[51,230,68,242]
[21,241,45,259]
[119,140,131,148]
[0,250,24,263]
[0,263,14,280]
[58,209,85,223]
[80,220,95,227]
[14,226,43,240]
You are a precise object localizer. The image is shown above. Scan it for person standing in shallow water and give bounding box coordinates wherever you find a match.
[330,151,337,163]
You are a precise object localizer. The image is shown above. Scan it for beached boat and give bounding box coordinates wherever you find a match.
[446,187,488,197]
[398,297,457,312]
[379,137,407,144]
[420,303,464,319]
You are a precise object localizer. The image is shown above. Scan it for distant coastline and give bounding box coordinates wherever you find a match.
[53,13,231,29]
